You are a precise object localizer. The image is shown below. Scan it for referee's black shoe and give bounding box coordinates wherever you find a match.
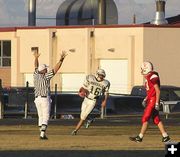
[40,135,48,140]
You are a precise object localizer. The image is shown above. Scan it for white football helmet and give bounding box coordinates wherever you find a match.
[141,61,153,75]
[96,69,106,77]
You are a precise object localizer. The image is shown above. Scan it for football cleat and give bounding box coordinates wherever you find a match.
[85,119,94,129]
[162,136,170,142]
[40,135,48,140]
[71,130,77,136]
[129,136,143,143]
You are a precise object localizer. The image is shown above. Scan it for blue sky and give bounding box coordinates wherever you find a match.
[0,0,179,27]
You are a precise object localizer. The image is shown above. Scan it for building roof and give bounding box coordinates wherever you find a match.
[145,14,180,25]
[166,14,180,24]
[0,23,180,33]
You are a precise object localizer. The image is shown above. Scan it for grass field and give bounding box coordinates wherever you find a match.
[0,120,179,157]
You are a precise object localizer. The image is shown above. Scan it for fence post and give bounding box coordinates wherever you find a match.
[104,106,107,117]
[54,84,57,119]
[0,79,4,119]
[100,106,104,119]
[24,81,29,119]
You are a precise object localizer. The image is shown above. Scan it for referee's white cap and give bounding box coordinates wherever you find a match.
[38,64,48,71]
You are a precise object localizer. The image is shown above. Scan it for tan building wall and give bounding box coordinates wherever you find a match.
[0,30,15,87]
[143,27,180,86]
[0,25,180,92]
[0,68,11,87]
[94,27,144,92]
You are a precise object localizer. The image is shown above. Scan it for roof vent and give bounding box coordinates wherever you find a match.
[28,0,36,26]
[151,0,168,25]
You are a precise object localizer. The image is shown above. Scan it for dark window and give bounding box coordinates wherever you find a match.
[0,40,11,67]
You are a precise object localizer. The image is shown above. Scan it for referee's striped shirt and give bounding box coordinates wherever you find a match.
[33,68,55,97]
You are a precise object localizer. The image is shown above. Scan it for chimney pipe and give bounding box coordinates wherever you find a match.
[151,0,168,25]
[98,0,106,24]
[28,0,36,26]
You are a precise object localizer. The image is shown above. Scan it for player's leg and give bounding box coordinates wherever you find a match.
[152,110,170,142]
[158,122,170,142]
[85,116,95,128]
[84,105,98,128]
[39,97,51,140]
[34,97,43,133]
[72,99,87,135]
[129,98,154,142]
[85,98,102,128]
[72,98,96,135]
[71,119,84,135]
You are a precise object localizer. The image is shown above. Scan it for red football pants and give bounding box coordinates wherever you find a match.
[142,97,161,125]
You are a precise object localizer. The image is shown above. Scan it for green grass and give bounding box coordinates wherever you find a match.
[0,125,179,151]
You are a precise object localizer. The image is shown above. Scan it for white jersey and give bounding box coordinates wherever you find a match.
[83,75,110,100]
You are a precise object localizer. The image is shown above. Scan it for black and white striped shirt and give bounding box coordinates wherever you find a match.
[33,69,55,97]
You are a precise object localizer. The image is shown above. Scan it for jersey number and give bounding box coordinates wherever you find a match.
[90,86,101,96]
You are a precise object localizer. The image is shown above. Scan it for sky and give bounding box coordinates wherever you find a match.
[0,0,179,27]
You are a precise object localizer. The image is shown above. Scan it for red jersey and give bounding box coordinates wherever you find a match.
[144,71,160,100]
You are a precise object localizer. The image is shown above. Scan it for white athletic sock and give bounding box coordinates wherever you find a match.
[40,124,47,137]
[40,131,45,137]
[162,132,168,137]
[139,133,143,138]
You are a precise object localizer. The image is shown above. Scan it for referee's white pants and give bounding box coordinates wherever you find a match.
[80,97,96,120]
[34,96,52,126]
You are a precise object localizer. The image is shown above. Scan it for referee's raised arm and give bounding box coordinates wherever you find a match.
[53,50,67,74]
[33,48,40,69]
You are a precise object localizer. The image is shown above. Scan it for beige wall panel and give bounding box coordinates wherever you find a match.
[95,28,130,58]
[0,68,11,87]
[131,34,144,87]
[16,29,51,73]
[0,32,15,39]
[144,28,180,86]
[94,28,144,88]
[56,28,89,73]
[11,37,24,87]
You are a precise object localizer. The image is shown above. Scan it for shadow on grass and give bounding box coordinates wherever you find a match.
[0,150,165,157]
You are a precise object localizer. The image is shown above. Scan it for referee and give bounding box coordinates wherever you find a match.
[33,48,67,140]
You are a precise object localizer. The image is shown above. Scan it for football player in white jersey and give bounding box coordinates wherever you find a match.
[71,69,110,135]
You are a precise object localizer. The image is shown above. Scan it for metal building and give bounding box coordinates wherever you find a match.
[56,0,118,25]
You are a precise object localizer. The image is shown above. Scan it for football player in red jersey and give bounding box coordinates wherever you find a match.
[129,61,170,142]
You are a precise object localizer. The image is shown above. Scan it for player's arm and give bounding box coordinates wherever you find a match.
[53,51,67,74]
[101,93,109,108]
[101,81,110,108]
[33,48,40,69]
[154,84,160,104]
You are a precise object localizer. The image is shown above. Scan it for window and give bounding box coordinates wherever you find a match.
[0,40,11,67]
